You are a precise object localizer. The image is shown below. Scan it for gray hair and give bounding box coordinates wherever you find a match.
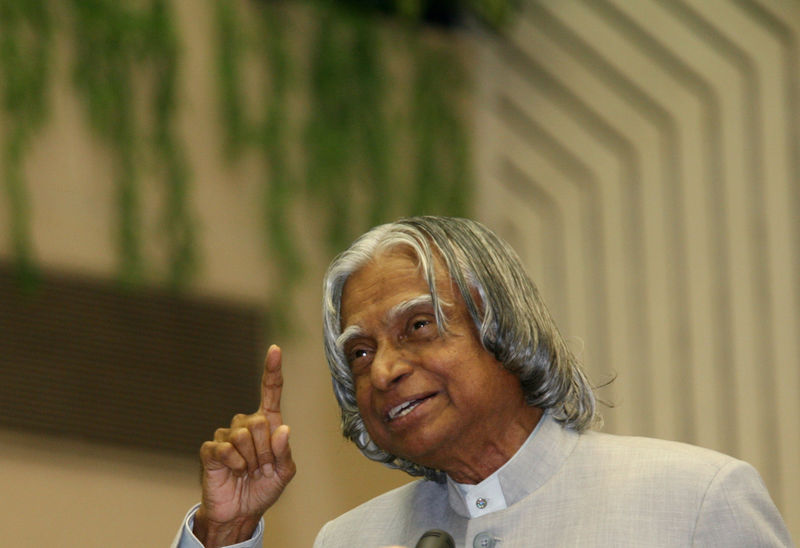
[322,216,598,481]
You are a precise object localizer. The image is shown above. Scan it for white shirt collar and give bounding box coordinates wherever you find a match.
[448,413,547,518]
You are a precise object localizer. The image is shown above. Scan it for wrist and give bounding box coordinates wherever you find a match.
[193,507,261,548]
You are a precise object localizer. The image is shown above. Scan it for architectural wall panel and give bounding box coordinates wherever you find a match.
[474,0,799,538]
[0,263,264,455]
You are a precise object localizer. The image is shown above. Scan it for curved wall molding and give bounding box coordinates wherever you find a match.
[474,0,800,538]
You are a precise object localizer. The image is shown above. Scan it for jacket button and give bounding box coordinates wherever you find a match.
[473,532,495,548]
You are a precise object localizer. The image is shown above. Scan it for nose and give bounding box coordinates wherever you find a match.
[370,345,413,391]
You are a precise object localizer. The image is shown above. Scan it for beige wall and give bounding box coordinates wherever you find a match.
[2,0,798,545]
[0,2,413,546]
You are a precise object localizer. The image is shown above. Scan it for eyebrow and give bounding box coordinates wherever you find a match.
[387,294,434,325]
[336,324,366,354]
[336,294,434,354]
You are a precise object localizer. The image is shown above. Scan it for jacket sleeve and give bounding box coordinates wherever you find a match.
[170,504,264,548]
[692,460,793,546]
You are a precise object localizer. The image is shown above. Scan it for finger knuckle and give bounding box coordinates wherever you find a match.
[199,441,215,457]
[246,414,268,428]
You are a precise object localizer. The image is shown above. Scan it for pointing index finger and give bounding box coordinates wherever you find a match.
[260,344,284,419]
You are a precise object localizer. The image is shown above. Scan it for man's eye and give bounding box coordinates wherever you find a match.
[347,348,371,369]
[412,319,431,330]
[408,317,436,336]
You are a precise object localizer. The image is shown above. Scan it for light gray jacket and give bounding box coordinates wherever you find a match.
[313,414,792,547]
[174,414,792,547]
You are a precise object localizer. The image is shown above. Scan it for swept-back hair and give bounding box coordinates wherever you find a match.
[322,216,598,481]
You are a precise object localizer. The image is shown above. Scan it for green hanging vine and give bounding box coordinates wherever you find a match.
[0,0,52,287]
[70,0,146,286]
[409,40,471,217]
[215,0,249,158]
[259,1,303,326]
[466,0,520,27]
[305,3,362,251]
[304,0,482,250]
[2,0,199,291]
[215,0,302,329]
[69,0,197,288]
[214,0,479,320]
[146,0,197,289]
[349,14,392,228]
[0,0,515,328]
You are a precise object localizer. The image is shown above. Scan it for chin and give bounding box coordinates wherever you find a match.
[391,437,450,468]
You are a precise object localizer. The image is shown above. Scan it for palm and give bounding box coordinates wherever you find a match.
[202,459,287,522]
[195,345,295,542]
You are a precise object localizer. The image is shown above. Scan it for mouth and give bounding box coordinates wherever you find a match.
[385,393,437,422]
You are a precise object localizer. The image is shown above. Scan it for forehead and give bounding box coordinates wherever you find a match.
[340,248,446,327]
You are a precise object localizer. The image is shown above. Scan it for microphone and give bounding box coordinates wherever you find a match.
[415,529,455,548]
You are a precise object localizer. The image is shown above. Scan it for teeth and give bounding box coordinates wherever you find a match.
[388,399,421,421]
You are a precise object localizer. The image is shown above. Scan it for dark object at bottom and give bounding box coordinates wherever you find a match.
[416,529,455,548]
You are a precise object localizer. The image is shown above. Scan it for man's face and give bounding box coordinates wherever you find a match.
[339,247,538,481]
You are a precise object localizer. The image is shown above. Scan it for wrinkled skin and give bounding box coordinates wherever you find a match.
[193,345,296,547]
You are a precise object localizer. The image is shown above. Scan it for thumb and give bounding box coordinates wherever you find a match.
[269,425,295,483]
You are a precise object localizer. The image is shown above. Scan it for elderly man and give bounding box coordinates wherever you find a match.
[173,216,791,547]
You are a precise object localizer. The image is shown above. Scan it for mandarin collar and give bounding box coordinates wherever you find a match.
[445,413,580,518]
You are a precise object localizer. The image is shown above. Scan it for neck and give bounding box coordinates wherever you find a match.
[444,406,543,484]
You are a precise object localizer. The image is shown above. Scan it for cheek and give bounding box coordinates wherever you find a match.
[353,379,374,416]
[355,396,386,443]
[443,353,507,402]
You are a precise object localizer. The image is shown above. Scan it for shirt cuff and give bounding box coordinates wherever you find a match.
[172,503,264,548]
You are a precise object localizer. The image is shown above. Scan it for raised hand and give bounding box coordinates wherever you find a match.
[193,345,296,547]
